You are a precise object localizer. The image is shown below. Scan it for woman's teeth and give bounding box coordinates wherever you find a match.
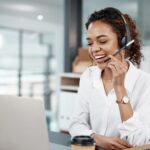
[95,55,106,60]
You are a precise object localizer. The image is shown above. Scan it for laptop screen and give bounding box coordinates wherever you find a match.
[0,96,50,150]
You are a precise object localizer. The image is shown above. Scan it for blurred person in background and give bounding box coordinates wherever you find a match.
[69,7,150,150]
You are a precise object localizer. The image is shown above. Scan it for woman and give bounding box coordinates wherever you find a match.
[69,7,150,150]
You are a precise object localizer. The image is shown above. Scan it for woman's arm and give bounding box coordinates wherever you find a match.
[69,68,94,137]
[115,86,133,122]
[107,54,133,122]
[118,87,150,146]
[107,54,150,146]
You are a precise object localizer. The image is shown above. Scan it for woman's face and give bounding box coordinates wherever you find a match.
[87,21,121,70]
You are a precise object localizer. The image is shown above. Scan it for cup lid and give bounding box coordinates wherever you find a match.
[71,136,95,146]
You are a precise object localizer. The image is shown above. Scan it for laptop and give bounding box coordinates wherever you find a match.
[0,95,50,150]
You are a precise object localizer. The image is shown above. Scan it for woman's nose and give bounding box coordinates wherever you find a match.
[91,46,101,53]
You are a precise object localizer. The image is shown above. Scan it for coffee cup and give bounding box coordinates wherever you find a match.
[71,135,95,150]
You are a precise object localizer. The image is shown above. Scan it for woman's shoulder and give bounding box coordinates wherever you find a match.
[129,61,150,83]
[139,69,150,78]
[137,69,150,86]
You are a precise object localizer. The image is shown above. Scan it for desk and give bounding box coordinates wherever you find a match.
[49,131,150,150]
[125,145,150,150]
[49,131,71,150]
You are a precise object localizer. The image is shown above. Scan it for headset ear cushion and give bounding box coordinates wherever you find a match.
[121,36,127,47]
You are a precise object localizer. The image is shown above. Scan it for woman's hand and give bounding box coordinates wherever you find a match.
[93,134,132,150]
[107,53,129,100]
[107,53,128,87]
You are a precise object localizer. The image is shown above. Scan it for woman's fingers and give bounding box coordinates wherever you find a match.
[107,63,118,76]
[108,61,127,72]
[107,55,128,73]
[111,138,132,150]
[107,62,127,76]
[112,142,129,149]
[117,139,132,148]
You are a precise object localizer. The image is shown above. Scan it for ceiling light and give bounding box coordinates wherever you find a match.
[37,15,44,21]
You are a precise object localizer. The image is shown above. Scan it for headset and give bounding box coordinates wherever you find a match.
[103,7,132,50]
[118,10,132,49]
[102,8,135,62]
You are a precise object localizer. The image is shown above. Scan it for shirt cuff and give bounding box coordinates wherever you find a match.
[118,112,144,139]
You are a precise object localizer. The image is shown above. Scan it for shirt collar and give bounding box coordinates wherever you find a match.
[90,66,101,89]
[91,61,141,93]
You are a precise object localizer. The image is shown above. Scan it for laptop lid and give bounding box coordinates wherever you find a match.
[0,95,50,150]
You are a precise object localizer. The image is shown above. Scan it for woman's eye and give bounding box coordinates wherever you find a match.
[87,43,92,46]
[99,40,107,44]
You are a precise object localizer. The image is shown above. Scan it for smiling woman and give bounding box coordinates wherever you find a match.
[86,21,119,70]
[69,7,150,150]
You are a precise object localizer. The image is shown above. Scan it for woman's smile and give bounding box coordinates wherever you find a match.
[94,54,108,63]
[87,21,119,69]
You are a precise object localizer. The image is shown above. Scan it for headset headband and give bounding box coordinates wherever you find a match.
[103,7,132,49]
[120,13,132,44]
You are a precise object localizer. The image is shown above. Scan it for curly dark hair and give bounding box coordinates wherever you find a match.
[85,7,143,67]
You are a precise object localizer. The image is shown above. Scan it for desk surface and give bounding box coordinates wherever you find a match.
[49,131,71,146]
[125,144,150,150]
[49,131,71,150]
[49,131,150,150]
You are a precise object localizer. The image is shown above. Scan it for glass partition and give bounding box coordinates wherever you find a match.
[0,28,19,95]
[0,27,57,130]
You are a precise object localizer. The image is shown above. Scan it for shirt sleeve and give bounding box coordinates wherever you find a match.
[118,86,150,146]
[69,69,95,137]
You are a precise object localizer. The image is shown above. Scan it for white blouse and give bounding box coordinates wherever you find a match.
[69,62,150,146]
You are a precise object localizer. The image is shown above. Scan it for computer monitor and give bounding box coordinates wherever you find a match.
[0,95,50,150]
